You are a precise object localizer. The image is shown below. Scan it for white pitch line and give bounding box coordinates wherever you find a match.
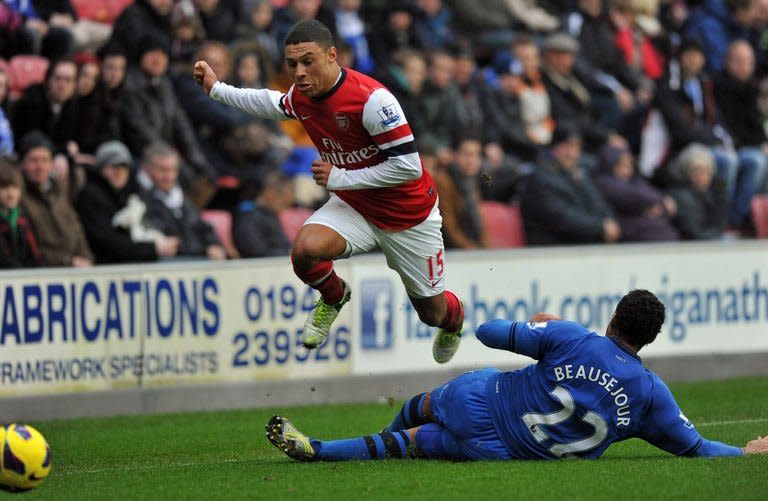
[697,417,768,427]
[64,457,248,475]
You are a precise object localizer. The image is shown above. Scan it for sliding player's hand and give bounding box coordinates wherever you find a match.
[311,160,333,187]
[529,312,561,323]
[193,60,218,96]
[744,435,768,454]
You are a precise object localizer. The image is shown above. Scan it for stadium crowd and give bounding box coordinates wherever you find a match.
[1,0,768,268]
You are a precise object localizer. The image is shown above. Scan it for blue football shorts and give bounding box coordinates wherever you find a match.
[424,368,511,460]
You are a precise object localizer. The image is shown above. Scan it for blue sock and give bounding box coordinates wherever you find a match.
[313,431,412,461]
[387,393,429,432]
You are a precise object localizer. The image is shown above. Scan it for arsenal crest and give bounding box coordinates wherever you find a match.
[335,112,350,131]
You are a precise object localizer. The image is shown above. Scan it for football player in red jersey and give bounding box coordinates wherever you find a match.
[194,19,464,363]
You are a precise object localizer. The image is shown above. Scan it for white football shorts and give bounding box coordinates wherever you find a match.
[304,193,446,298]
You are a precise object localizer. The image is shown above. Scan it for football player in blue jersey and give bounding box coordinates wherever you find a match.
[266,289,768,461]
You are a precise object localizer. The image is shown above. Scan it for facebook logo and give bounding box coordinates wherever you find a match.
[360,279,393,350]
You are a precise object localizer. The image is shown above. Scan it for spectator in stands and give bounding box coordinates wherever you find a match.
[232,42,273,89]
[713,40,768,228]
[685,0,754,75]
[12,58,79,155]
[137,141,226,260]
[170,0,207,74]
[540,32,621,153]
[667,143,729,239]
[335,0,374,74]
[236,0,279,67]
[76,140,180,263]
[18,131,93,266]
[414,0,457,51]
[233,171,294,258]
[110,0,174,64]
[654,37,750,224]
[194,0,243,43]
[5,0,74,59]
[506,0,560,34]
[369,2,424,67]
[122,34,216,196]
[520,126,621,245]
[379,49,428,141]
[76,43,128,155]
[273,0,337,50]
[436,137,490,249]
[565,0,654,151]
[419,49,463,164]
[32,0,111,55]
[484,36,553,163]
[75,53,100,97]
[441,0,515,49]
[0,159,42,268]
[593,143,680,242]
[0,2,34,58]
[454,48,486,143]
[0,68,14,155]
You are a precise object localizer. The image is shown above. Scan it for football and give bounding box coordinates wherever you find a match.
[0,424,52,491]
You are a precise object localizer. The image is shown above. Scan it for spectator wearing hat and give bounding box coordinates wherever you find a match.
[122,34,216,196]
[0,159,43,268]
[18,131,93,267]
[520,126,620,245]
[593,143,680,242]
[540,32,623,153]
[233,170,294,258]
[137,141,226,260]
[109,0,174,65]
[75,140,180,263]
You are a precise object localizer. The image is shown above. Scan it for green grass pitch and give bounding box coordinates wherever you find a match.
[14,377,768,500]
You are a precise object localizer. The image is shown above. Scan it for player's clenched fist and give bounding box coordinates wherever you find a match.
[193,60,218,96]
[311,160,333,187]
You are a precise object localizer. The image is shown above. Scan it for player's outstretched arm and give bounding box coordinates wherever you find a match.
[193,60,218,96]
[193,60,291,121]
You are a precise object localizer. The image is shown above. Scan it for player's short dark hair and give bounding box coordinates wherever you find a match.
[285,19,334,49]
[612,289,666,348]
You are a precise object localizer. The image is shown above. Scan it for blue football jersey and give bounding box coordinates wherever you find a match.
[483,320,704,459]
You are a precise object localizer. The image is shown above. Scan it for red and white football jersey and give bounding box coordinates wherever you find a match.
[211,68,436,231]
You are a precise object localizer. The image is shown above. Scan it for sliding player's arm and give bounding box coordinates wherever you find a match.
[638,377,768,457]
[475,316,575,360]
[195,60,294,121]
[326,88,421,190]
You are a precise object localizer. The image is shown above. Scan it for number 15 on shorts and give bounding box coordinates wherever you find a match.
[427,249,445,287]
